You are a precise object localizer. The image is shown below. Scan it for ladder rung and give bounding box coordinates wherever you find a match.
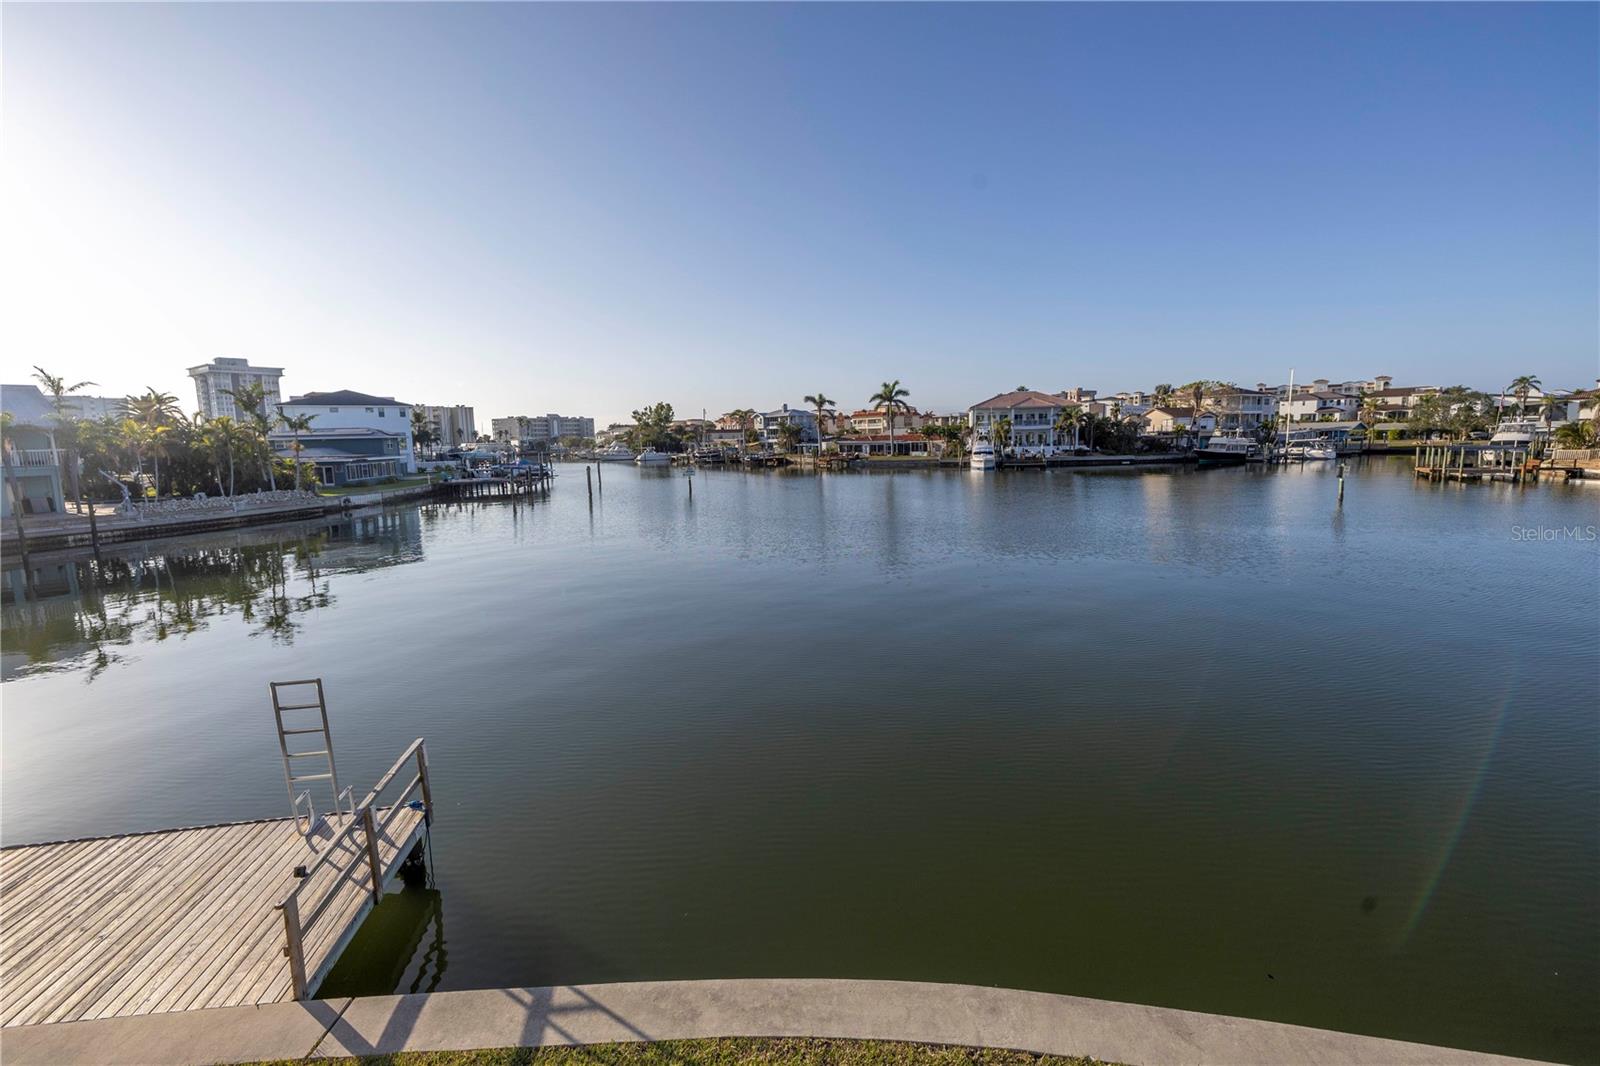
[280,727,327,735]
[289,773,333,783]
[286,750,330,758]
[276,703,324,712]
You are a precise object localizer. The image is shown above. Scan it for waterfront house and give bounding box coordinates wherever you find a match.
[1141,406,1217,436]
[1365,385,1440,421]
[759,405,819,445]
[1281,392,1360,422]
[967,390,1075,451]
[1206,387,1277,432]
[835,432,935,457]
[847,406,927,435]
[0,385,66,518]
[270,390,416,486]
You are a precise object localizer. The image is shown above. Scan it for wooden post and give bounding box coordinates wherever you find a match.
[596,462,602,489]
[417,742,434,827]
[279,897,308,1000]
[586,466,593,502]
[360,806,385,903]
[1337,462,1346,504]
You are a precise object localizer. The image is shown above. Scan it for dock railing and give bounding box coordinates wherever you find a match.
[275,738,431,999]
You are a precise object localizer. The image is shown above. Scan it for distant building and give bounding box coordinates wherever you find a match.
[1,385,66,518]
[1365,385,1440,421]
[270,389,415,485]
[759,404,819,444]
[420,405,477,451]
[491,413,595,446]
[64,395,126,421]
[187,358,284,420]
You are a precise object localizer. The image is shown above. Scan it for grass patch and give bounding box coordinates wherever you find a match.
[316,478,435,497]
[250,1037,1119,1066]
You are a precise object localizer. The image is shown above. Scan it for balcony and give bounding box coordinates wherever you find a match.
[3,448,63,469]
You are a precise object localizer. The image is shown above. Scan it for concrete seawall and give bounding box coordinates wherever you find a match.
[0,978,1550,1065]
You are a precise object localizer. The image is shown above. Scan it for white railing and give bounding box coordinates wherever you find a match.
[121,489,321,518]
[3,448,62,468]
[275,739,431,1000]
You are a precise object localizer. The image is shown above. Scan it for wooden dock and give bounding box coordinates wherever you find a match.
[0,742,430,1028]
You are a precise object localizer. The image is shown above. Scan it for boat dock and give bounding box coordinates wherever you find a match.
[0,683,432,1029]
[1414,442,1541,483]
[437,471,552,499]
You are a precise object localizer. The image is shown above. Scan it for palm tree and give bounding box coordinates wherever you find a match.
[222,383,277,490]
[1553,420,1596,449]
[30,366,97,515]
[869,380,911,459]
[1358,395,1381,443]
[125,389,181,497]
[1507,375,1541,418]
[203,417,245,495]
[1153,384,1174,405]
[410,408,436,459]
[1536,393,1566,427]
[279,412,317,491]
[992,417,1012,455]
[803,393,835,456]
[775,419,803,454]
[725,409,758,452]
[1055,405,1084,451]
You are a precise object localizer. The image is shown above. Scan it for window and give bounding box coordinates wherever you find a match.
[330,407,340,412]
[379,409,386,417]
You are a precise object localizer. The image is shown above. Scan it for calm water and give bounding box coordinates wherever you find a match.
[3,458,1597,1062]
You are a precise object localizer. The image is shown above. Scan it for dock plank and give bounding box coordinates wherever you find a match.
[0,809,426,1027]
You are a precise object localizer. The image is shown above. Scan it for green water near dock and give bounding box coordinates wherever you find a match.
[2,458,1597,1062]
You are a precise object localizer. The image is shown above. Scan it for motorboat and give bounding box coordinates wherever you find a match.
[1196,436,1260,467]
[1489,418,1546,448]
[1302,442,1337,461]
[597,442,635,462]
[970,439,997,471]
[634,448,671,465]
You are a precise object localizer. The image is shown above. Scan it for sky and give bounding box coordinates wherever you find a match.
[2,3,1595,426]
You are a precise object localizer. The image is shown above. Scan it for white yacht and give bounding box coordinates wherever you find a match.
[597,442,635,462]
[970,439,997,471]
[634,448,671,465]
[1488,418,1546,448]
[1302,442,1337,461]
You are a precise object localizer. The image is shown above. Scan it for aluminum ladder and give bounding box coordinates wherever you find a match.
[270,678,355,846]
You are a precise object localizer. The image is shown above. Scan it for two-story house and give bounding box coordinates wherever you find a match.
[967,390,1078,451]
[759,405,819,446]
[270,390,416,486]
[1,385,67,518]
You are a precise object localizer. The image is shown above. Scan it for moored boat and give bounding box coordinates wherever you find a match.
[597,442,635,462]
[970,439,997,470]
[1196,436,1260,467]
[634,448,671,465]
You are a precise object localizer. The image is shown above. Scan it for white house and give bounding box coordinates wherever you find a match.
[1282,392,1360,422]
[759,404,819,445]
[968,390,1075,452]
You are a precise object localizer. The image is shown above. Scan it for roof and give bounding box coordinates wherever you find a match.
[1369,386,1436,398]
[970,390,1069,410]
[283,390,411,407]
[1,385,57,426]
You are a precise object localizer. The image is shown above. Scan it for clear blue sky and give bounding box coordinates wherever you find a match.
[3,3,1595,425]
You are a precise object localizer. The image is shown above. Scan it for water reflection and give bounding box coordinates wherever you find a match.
[0,509,425,682]
[317,884,448,998]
